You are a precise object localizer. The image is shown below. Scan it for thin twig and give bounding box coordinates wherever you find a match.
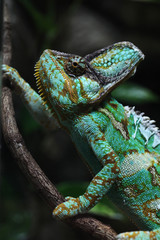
[1,3,116,240]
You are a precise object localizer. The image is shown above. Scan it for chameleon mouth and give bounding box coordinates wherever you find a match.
[34,61,53,111]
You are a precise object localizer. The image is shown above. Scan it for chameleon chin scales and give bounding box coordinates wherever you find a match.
[2,41,160,239]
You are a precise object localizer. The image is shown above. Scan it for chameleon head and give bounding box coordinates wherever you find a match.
[34,42,144,116]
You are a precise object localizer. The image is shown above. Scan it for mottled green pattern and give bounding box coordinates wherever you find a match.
[2,41,160,239]
[86,42,141,81]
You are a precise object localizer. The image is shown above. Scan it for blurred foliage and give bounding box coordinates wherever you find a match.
[17,0,57,34]
[16,0,82,49]
[0,179,31,240]
[19,108,40,134]
[112,82,159,104]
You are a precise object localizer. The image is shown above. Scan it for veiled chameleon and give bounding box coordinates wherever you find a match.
[2,42,160,239]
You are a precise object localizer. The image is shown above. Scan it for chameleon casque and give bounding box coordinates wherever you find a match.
[2,41,160,239]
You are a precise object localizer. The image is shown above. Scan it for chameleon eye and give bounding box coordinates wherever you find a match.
[65,56,86,77]
[72,61,78,67]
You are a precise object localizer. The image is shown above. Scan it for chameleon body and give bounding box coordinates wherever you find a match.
[2,41,160,239]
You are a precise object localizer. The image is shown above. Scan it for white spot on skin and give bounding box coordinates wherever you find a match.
[153,134,160,148]
[139,124,154,145]
[120,152,158,177]
[132,115,141,139]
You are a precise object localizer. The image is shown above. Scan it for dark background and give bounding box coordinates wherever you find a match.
[1,0,160,239]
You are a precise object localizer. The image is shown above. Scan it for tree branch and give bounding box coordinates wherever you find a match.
[1,3,117,240]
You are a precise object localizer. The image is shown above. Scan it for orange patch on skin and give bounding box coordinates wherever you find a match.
[84,191,99,208]
[79,80,90,101]
[109,102,118,110]
[148,166,160,187]
[121,118,130,140]
[94,135,106,143]
[142,198,160,224]
[124,184,144,198]
[111,161,120,174]
[150,231,157,239]
[59,81,68,97]
[103,152,118,164]
[50,55,79,104]
[120,231,140,238]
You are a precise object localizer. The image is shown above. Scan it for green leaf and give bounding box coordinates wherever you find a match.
[0,178,31,240]
[57,181,88,197]
[19,107,40,134]
[112,82,159,104]
[91,200,124,220]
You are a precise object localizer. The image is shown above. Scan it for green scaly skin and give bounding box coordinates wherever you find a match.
[2,41,160,239]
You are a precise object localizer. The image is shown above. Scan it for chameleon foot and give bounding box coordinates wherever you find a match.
[53,197,82,219]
